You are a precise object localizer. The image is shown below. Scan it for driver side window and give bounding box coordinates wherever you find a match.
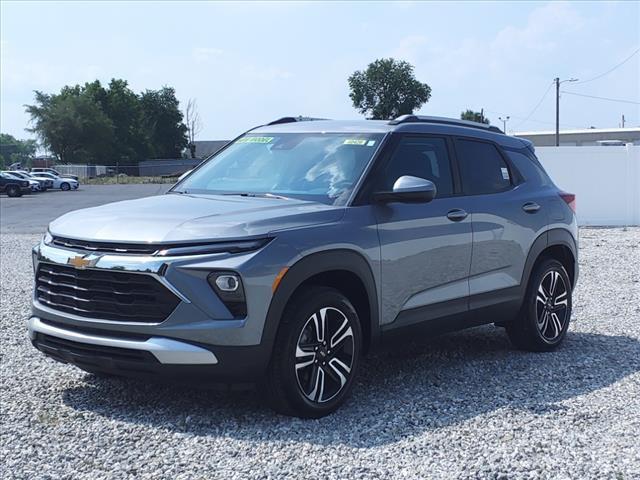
[381,136,454,197]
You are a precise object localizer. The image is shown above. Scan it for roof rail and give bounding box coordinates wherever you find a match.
[388,115,504,134]
[266,116,328,126]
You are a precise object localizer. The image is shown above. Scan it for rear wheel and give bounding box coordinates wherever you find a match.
[60,182,70,191]
[264,286,362,418]
[6,185,22,197]
[507,258,572,351]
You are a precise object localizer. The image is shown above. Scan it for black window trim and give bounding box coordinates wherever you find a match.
[451,135,523,197]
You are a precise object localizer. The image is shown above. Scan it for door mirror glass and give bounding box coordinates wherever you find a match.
[373,175,437,203]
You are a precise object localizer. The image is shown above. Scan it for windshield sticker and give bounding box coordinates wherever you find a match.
[366,140,376,147]
[343,139,368,146]
[501,167,510,180]
[237,136,274,144]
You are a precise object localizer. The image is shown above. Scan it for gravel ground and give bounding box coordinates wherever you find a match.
[1,228,639,480]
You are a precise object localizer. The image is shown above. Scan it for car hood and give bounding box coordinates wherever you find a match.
[49,193,344,243]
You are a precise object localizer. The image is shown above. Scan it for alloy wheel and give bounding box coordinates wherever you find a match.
[535,270,569,341]
[295,307,355,403]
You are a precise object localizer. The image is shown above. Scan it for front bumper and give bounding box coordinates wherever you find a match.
[30,238,290,381]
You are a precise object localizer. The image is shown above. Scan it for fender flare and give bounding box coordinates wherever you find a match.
[260,249,380,353]
[520,228,578,294]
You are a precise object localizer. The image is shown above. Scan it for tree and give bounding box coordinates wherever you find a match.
[348,58,432,120]
[0,133,37,167]
[460,109,490,124]
[185,98,202,158]
[25,90,114,164]
[25,80,189,164]
[140,87,188,158]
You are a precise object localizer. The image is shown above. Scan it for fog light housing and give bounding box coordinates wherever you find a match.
[208,272,247,318]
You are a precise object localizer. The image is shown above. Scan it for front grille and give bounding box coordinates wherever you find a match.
[34,332,157,364]
[51,236,160,255]
[36,263,180,323]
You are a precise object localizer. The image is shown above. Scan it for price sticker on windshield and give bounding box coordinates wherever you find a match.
[237,136,274,144]
[343,139,368,146]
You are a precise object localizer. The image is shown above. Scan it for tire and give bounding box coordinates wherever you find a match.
[60,182,70,191]
[507,258,572,352]
[6,185,22,197]
[264,286,363,418]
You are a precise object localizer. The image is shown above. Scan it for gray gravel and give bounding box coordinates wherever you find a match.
[1,228,639,479]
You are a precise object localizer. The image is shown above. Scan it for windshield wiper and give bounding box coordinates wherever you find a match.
[222,192,292,200]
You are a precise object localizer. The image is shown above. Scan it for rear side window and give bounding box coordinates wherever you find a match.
[456,139,512,195]
[505,149,554,187]
[379,136,454,197]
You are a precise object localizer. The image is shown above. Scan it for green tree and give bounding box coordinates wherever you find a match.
[348,58,432,120]
[140,87,188,158]
[460,109,490,124]
[25,90,114,164]
[25,80,188,164]
[0,133,38,167]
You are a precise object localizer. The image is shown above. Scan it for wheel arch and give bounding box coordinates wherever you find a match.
[261,249,379,356]
[522,228,578,295]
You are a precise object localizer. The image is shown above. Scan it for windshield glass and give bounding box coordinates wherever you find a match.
[175,132,385,205]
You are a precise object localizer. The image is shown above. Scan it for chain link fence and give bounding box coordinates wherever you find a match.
[54,160,202,185]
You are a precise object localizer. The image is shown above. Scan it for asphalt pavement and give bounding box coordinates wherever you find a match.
[0,184,170,234]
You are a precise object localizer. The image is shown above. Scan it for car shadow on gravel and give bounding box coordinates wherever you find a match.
[61,325,640,447]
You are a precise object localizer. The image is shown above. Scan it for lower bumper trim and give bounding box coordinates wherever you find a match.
[28,317,218,365]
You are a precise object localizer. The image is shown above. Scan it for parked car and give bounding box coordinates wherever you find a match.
[31,167,79,182]
[5,171,45,192]
[31,172,79,191]
[0,172,31,197]
[29,116,578,418]
[21,172,54,190]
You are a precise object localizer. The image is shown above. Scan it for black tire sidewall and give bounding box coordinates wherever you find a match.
[273,287,363,417]
[7,185,21,197]
[525,259,572,348]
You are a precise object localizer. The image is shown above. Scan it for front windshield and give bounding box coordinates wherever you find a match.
[175,132,385,205]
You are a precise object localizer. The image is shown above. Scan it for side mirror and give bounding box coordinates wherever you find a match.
[373,175,437,203]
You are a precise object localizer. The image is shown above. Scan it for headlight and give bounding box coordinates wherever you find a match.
[43,231,53,245]
[208,271,246,318]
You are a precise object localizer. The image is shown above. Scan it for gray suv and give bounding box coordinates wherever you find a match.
[29,115,578,418]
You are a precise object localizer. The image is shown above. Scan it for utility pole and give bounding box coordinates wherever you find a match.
[621,114,626,128]
[498,116,510,133]
[555,77,578,146]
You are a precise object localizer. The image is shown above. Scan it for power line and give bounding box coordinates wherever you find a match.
[512,81,554,129]
[572,47,640,86]
[561,91,640,105]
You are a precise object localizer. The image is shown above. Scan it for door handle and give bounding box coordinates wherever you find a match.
[447,209,468,222]
[522,202,541,213]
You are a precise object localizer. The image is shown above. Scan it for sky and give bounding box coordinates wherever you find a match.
[1,0,639,142]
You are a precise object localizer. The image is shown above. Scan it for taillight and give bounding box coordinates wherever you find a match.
[559,192,576,212]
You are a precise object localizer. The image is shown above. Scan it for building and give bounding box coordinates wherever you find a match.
[189,140,229,159]
[514,127,640,147]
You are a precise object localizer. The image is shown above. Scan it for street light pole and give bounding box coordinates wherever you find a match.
[498,116,510,133]
[555,77,578,146]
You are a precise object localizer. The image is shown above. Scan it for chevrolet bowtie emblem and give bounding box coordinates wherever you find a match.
[67,255,96,269]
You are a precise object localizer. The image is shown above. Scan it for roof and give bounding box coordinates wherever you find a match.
[252,117,528,149]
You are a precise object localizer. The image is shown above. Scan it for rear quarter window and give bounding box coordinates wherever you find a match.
[505,149,554,187]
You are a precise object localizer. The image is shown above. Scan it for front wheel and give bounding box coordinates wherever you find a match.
[6,185,22,197]
[507,258,572,352]
[264,286,362,418]
[60,182,70,191]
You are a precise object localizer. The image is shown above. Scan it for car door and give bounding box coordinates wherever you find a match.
[453,137,550,309]
[372,134,473,328]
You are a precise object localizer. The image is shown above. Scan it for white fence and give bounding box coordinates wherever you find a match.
[536,145,640,226]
